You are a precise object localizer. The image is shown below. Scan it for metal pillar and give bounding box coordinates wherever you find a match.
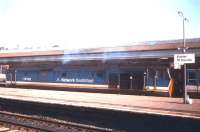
[183,64,187,103]
[118,73,120,89]
[154,71,157,89]
[178,11,188,104]
[14,70,17,85]
[143,72,146,89]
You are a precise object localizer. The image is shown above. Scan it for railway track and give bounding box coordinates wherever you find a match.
[0,121,35,132]
[0,111,112,132]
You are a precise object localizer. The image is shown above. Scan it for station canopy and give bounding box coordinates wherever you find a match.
[0,38,200,65]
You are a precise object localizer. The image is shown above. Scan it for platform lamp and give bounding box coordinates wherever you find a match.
[178,11,189,104]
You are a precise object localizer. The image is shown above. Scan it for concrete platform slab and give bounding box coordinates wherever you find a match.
[0,127,9,131]
[0,87,200,120]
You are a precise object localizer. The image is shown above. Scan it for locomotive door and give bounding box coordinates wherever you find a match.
[120,72,144,90]
[120,73,131,89]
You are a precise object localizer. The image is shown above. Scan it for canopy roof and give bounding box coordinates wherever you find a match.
[0,38,200,64]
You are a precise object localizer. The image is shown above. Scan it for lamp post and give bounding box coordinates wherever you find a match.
[178,11,189,104]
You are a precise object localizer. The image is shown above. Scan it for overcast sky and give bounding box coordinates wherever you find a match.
[0,0,200,50]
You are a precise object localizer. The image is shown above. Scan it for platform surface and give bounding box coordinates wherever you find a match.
[0,87,200,119]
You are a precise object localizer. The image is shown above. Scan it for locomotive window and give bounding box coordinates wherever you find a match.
[160,69,169,80]
[96,72,104,78]
[41,71,48,76]
[188,71,196,85]
[61,72,67,77]
[24,72,28,76]
[188,72,196,79]
[148,68,155,79]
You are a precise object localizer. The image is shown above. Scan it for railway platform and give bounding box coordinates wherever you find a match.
[0,87,200,120]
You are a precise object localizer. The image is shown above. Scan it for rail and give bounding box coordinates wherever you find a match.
[0,111,112,132]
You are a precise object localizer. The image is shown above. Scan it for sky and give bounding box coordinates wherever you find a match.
[0,0,200,50]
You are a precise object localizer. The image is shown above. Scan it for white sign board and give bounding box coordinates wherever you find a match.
[174,54,195,65]
[174,63,181,69]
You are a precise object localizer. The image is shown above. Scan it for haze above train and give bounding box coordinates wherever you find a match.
[0,38,200,97]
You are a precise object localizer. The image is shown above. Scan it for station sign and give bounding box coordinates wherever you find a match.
[174,54,195,65]
[174,63,181,69]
